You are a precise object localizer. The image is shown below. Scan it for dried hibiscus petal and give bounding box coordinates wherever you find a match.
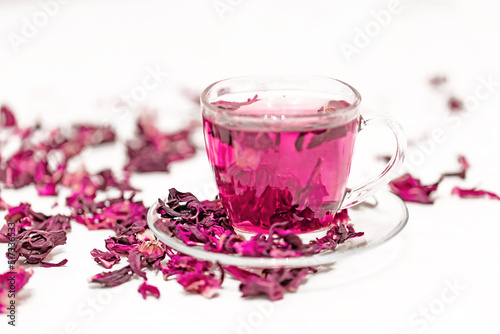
[390,155,471,204]
[211,94,260,111]
[91,249,121,269]
[0,105,17,128]
[72,194,146,232]
[128,248,147,280]
[176,271,221,298]
[389,173,438,204]
[138,239,165,263]
[124,114,196,173]
[34,214,71,232]
[430,76,447,87]
[0,265,33,314]
[225,266,313,301]
[89,265,134,287]
[262,267,313,292]
[40,259,68,267]
[105,236,138,254]
[451,187,500,200]
[448,96,464,112]
[317,100,350,113]
[14,230,67,265]
[161,253,212,278]
[138,281,160,299]
[225,266,285,301]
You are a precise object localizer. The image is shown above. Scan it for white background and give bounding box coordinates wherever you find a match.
[1,0,500,333]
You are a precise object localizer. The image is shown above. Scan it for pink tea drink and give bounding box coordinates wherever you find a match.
[203,97,358,234]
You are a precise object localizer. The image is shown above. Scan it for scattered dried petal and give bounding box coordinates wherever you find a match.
[451,187,500,200]
[176,272,221,298]
[225,266,313,301]
[390,155,471,204]
[14,230,67,265]
[429,76,447,87]
[0,105,17,127]
[89,265,134,287]
[0,265,33,314]
[138,281,160,299]
[91,249,121,269]
[389,174,438,204]
[211,94,260,111]
[448,96,464,112]
[124,114,196,173]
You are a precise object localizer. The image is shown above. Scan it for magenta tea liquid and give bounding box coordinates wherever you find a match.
[203,96,358,234]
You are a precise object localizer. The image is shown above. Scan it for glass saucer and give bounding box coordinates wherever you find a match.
[147,191,408,269]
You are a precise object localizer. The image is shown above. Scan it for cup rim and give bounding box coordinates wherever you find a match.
[200,74,362,120]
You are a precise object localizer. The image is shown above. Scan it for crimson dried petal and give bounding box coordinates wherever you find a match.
[5,203,48,225]
[389,173,438,204]
[72,194,147,232]
[161,253,212,278]
[95,169,136,192]
[36,183,57,196]
[447,96,464,112]
[211,94,260,111]
[226,266,314,301]
[237,276,285,301]
[0,105,17,128]
[430,76,447,87]
[128,248,147,280]
[105,236,138,254]
[135,229,157,242]
[297,158,329,210]
[225,266,285,301]
[1,121,116,193]
[0,265,33,314]
[239,132,275,151]
[138,281,160,299]
[0,265,33,294]
[34,161,65,196]
[90,265,134,287]
[138,239,166,263]
[35,214,71,232]
[1,149,36,189]
[91,249,121,269]
[264,268,311,292]
[317,100,350,113]
[176,272,221,298]
[0,205,34,242]
[62,170,99,198]
[14,230,67,265]
[451,187,500,200]
[307,121,353,150]
[62,168,134,199]
[124,114,196,173]
[390,155,471,204]
[40,259,68,267]
[66,194,96,217]
[74,125,116,147]
[458,155,470,172]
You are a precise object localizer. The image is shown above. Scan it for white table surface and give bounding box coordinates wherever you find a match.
[1,1,500,333]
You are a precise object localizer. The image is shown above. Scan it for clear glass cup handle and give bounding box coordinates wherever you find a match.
[341,113,406,209]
